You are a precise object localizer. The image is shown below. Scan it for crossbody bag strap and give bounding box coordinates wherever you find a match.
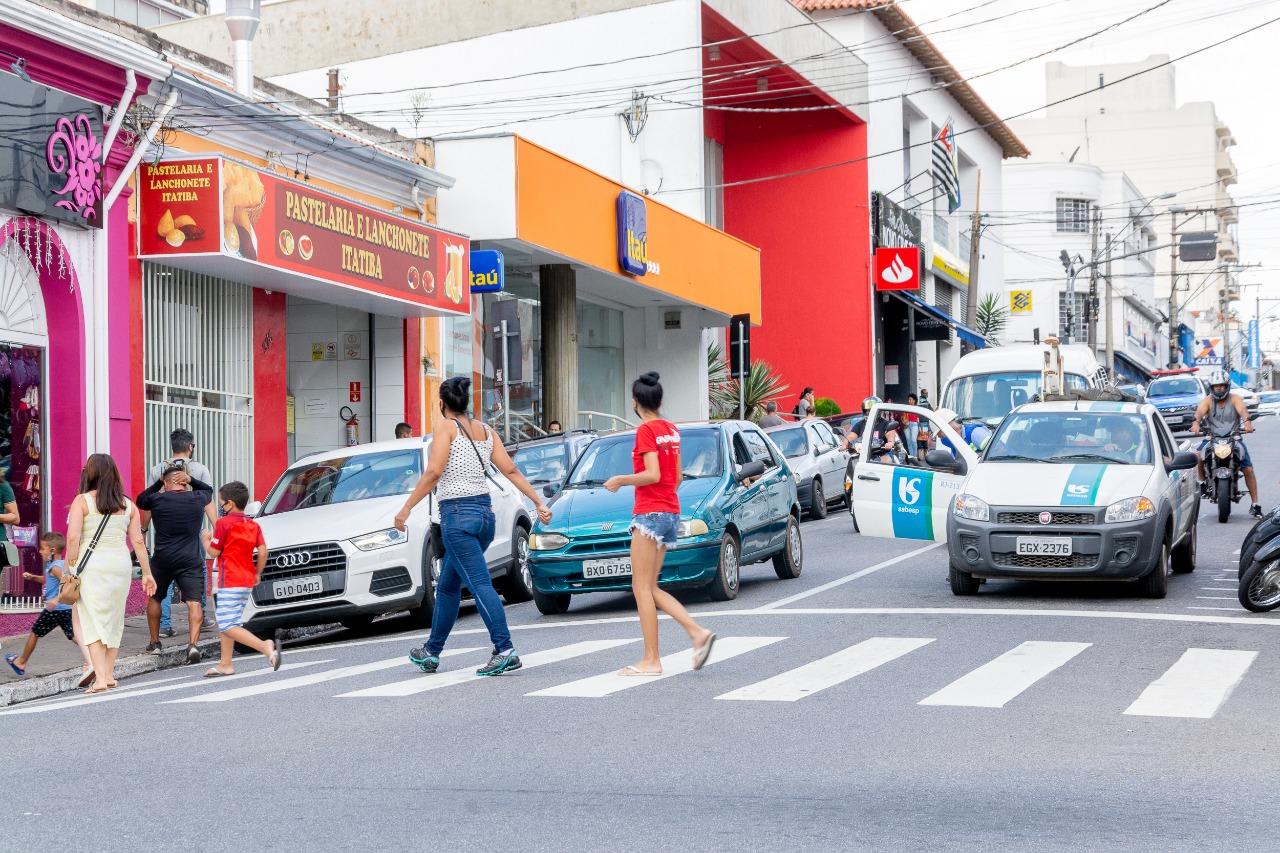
[450,417,502,488]
[74,508,113,576]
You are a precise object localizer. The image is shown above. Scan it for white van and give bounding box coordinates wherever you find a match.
[940,342,1106,426]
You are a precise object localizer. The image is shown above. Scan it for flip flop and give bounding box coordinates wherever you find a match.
[203,668,233,678]
[77,671,95,689]
[106,681,119,689]
[4,654,24,676]
[692,632,717,671]
[617,665,662,677]
[85,685,109,694]
[268,640,282,672]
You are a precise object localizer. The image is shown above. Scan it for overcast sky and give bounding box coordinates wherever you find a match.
[899,0,1280,339]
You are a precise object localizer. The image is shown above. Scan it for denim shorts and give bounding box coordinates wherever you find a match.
[631,512,678,547]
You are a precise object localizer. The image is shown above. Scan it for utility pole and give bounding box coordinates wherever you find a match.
[1087,207,1101,350]
[1221,265,1233,373]
[1167,210,1180,368]
[965,168,983,329]
[1103,233,1114,375]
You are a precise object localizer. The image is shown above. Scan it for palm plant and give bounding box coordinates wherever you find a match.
[975,293,1008,344]
[705,342,789,421]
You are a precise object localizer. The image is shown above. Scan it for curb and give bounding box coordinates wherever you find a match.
[0,623,339,708]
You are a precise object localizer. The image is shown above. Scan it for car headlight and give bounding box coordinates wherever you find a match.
[529,532,569,551]
[952,494,990,522]
[677,519,710,538]
[350,528,408,551]
[1104,496,1155,523]
[1213,442,1233,460]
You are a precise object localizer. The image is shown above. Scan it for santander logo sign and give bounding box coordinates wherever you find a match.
[875,247,921,292]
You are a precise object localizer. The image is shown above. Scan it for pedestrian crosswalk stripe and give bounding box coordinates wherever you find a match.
[1123,648,1257,718]
[337,639,637,698]
[166,648,483,703]
[716,637,934,703]
[527,636,785,699]
[0,660,331,716]
[919,641,1091,708]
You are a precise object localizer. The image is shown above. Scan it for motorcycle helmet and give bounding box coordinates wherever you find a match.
[1206,368,1230,400]
[862,395,882,414]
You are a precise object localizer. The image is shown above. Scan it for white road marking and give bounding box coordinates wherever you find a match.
[528,636,785,698]
[167,648,482,703]
[338,639,636,698]
[716,637,933,703]
[1197,596,1237,600]
[1233,548,1242,556]
[0,661,331,715]
[1187,606,1241,612]
[756,543,943,610]
[1124,649,1258,718]
[1200,587,1236,591]
[919,641,1092,708]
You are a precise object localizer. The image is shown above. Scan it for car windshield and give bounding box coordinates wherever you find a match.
[261,448,422,514]
[565,428,722,484]
[985,412,1153,465]
[1148,377,1200,397]
[768,427,809,459]
[1262,392,1280,404]
[512,441,569,485]
[942,371,1088,420]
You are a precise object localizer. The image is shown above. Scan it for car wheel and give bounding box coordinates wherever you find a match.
[810,479,828,519]
[1171,519,1197,574]
[532,588,572,615]
[1140,537,1170,598]
[495,525,533,603]
[772,516,803,579]
[406,541,438,628]
[948,560,980,595]
[707,532,741,601]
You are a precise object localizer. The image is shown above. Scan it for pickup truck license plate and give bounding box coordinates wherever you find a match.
[583,558,632,579]
[1016,537,1072,556]
[272,574,323,599]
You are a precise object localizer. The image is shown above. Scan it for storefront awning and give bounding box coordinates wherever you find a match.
[1114,351,1153,383]
[895,292,988,349]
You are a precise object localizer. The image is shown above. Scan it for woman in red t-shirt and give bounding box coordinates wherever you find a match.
[604,372,716,675]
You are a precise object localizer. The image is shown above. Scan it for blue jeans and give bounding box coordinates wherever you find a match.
[426,494,511,656]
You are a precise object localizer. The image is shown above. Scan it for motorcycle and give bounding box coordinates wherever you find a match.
[1239,505,1280,580]
[1201,429,1244,523]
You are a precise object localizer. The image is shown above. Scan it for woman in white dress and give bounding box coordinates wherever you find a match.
[66,454,155,693]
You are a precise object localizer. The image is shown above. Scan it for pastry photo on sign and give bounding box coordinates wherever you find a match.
[222,161,265,260]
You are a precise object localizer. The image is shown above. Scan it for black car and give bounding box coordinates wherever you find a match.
[509,430,598,500]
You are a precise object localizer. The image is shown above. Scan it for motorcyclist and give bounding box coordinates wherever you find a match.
[842,396,901,457]
[1190,368,1260,517]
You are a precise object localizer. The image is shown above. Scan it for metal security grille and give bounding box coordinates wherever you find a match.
[143,263,253,492]
[1056,198,1091,233]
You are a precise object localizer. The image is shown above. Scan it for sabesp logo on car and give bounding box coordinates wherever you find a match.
[274,551,312,568]
[1066,484,1091,497]
[897,475,923,514]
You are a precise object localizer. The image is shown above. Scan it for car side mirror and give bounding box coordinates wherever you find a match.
[1167,451,1198,472]
[924,449,966,476]
[736,460,766,483]
[812,445,822,458]
[244,500,262,517]
[542,484,556,498]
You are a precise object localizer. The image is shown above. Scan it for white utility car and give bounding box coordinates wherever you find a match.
[850,400,1200,599]
[241,438,533,633]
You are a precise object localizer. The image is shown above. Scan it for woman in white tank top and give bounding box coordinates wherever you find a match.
[394,377,552,677]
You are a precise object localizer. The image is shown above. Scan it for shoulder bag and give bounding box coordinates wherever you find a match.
[57,507,111,606]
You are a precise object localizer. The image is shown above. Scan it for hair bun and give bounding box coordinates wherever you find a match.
[639,371,660,386]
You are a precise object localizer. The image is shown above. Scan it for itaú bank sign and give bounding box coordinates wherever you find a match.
[616,190,660,276]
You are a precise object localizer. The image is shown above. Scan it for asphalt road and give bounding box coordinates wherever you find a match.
[4,418,1280,851]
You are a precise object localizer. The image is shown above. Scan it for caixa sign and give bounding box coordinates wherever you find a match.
[617,190,650,276]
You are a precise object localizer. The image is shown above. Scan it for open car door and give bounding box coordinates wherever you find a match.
[852,404,980,542]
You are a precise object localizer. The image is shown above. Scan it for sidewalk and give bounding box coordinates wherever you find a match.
[0,601,222,707]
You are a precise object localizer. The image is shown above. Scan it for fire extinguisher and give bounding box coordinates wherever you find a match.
[341,405,359,447]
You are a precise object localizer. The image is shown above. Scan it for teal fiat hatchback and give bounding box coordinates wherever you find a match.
[528,421,803,614]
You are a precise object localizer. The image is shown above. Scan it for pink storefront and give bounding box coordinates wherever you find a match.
[0,8,168,604]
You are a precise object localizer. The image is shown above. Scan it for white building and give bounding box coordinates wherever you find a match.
[794,0,1027,401]
[999,163,1163,382]
[1012,57,1241,365]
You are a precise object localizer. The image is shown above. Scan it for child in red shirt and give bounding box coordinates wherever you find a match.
[201,481,279,677]
[604,372,715,676]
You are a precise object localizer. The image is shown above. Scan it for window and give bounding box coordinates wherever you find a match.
[1056,198,1092,233]
[704,138,724,229]
[1058,291,1088,343]
[942,371,1089,421]
[769,427,809,459]
[262,449,423,515]
[987,412,1153,465]
[740,429,777,468]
